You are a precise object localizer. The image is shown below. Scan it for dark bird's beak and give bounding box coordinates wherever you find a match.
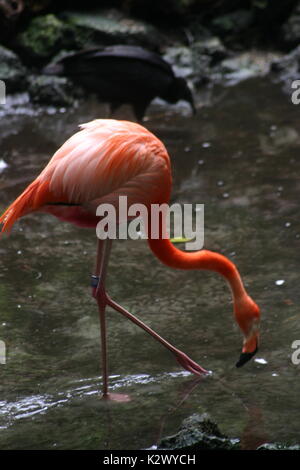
[236,340,258,368]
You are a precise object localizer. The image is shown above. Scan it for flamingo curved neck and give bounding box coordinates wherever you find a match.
[147,237,247,302]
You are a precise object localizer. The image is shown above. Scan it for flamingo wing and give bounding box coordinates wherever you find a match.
[0,120,171,233]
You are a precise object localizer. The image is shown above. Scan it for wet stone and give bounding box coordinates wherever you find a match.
[157,413,240,450]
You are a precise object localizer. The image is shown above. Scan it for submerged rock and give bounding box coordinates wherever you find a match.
[0,45,27,92]
[157,413,240,451]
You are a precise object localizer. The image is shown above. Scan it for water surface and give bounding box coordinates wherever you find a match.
[0,78,299,449]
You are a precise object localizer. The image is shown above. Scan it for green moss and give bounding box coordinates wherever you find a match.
[17,14,73,60]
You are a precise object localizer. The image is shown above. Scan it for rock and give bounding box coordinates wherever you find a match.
[211,9,254,36]
[281,3,300,47]
[191,37,228,85]
[157,413,240,451]
[64,9,163,51]
[257,442,300,450]
[192,37,227,63]
[163,46,195,81]
[16,14,75,62]
[218,51,280,86]
[0,44,27,93]
[27,75,80,106]
[163,43,278,89]
[271,46,300,89]
[163,37,227,88]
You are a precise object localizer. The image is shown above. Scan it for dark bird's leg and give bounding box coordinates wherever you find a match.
[132,100,150,122]
[110,100,148,123]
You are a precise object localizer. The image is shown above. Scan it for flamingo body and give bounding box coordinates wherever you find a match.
[0,120,171,231]
[0,119,260,394]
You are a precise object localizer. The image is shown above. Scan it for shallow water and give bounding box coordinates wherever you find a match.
[0,78,299,450]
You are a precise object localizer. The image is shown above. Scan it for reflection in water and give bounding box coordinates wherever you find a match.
[240,406,269,450]
[0,78,300,449]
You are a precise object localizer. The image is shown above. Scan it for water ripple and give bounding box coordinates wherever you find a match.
[0,370,192,428]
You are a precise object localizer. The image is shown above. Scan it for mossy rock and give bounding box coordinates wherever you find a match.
[17,14,76,61]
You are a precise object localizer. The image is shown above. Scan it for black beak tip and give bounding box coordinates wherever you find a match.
[236,346,258,368]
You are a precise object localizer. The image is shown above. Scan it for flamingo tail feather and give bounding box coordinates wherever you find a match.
[0,180,50,234]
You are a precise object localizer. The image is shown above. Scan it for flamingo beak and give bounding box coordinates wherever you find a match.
[236,336,258,368]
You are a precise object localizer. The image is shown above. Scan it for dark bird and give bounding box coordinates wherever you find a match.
[43,45,196,121]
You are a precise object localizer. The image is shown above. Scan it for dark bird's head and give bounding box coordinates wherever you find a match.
[164,77,196,115]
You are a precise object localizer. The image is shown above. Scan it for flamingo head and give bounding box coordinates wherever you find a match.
[234,295,260,368]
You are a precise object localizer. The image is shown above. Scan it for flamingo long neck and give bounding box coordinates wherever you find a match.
[147,237,247,303]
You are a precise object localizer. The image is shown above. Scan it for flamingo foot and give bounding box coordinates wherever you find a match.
[101,392,131,402]
[174,351,209,376]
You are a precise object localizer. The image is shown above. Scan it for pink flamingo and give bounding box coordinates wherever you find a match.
[0,119,260,400]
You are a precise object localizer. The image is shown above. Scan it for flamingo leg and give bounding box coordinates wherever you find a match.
[106,295,209,376]
[91,239,112,398]
[92,239,208,400]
